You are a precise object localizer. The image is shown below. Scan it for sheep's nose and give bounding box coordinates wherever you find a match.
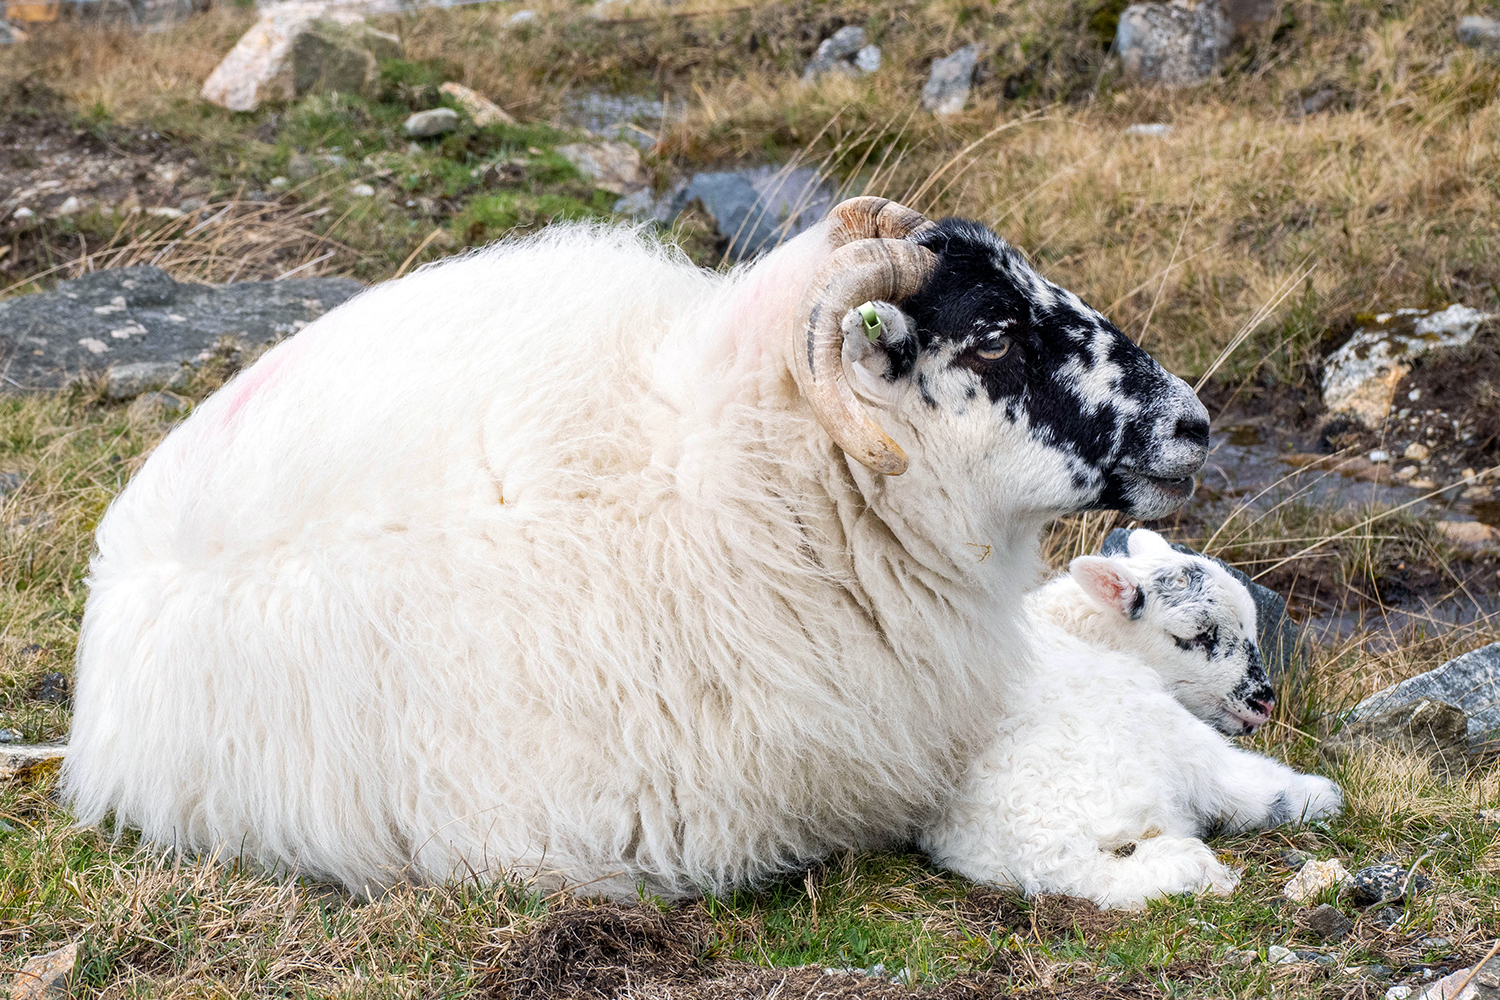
[1247,695,1275,719]
[1174,413,1210,449]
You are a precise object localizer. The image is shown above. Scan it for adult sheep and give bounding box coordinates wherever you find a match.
[64,198,1210,899]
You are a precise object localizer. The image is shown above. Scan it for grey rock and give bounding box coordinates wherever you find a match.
[403,108,460,139]
[1324,699,1469,778]
[1305,903,1353,941]
[1295,951,1338,967]
[1224,948,1258,967]
[1346,863,1431,907]
[1125,122,1174,136]
[563,92,670,150]
[1,20,21,45]
[202,9,402,112]
[0,744,67,780]
[1350,964,1393,981]
[32,671,69,704]
[613,187,657,217]
[802,26,879,83]
[1459,15,1500,50]
[0,265,362,392]
[1115,1,1232,87]
[106,361,191,401]
[1103,528,1299,680]
[127,391,189,421]
[0,471,25,497]
[1350,642,1500,745]
[1281,849,1309,868]
[921,45,979,115]
[671,166,837,262]
[507,9,537,25]
[0,729,21,743]
[1268,944,1297,965]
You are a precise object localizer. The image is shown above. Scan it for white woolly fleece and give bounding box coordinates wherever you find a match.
[64,222,1047,899]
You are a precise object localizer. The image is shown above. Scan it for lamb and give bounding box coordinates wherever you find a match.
[63,198,1212,899]
[921,528,1343,910]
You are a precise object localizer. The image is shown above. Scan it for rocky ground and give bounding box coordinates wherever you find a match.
[5,0,1500,997]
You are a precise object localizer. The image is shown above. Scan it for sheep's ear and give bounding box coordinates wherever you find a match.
[841,301,912,386]
[1126,528,1173,558]
[1070,556,1144,619]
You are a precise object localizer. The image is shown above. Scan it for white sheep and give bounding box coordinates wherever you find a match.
[921,528,1343,910]
[64,199,1212,899]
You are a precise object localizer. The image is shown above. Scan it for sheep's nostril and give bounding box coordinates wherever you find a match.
[1174,414,1210,448]
[1247,696,1275,718]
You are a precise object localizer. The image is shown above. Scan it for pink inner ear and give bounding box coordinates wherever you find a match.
[1070,556,1141,617]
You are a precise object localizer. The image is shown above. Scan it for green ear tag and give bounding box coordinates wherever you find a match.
[857,301,883,342]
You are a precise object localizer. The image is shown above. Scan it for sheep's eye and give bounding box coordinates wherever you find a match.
[1171,627,1219,653]
[975,339,1011,362]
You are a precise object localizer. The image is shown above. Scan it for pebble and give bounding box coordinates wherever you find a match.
[1417,937,1452,950]
[1268,945,1297,965]
[13,206,36,220]
[1370,449,1390,463]
[1348,964,1394,981]
[269,176,289,189]
[403,108,460,138]
[1283,858,1352,901]
[1126,123,1173,136]
[1385,987,1412,1000]
[1404,441,1430,461]
[32,672,70,703]
[0,729,22,743]
[1305,903,1353,941]
[507,9,537,25]
[349,183,376,197]
[1224,948,1258,967]
[1396,465,1418,480]
[1348,862,1430,906]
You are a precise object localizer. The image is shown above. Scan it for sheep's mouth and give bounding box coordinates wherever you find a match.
[1128,472,1195,497]
[1218,701,1270,736]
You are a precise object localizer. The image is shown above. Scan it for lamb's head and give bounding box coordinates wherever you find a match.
[791,198,1209,521]
[1069,529,1276,736]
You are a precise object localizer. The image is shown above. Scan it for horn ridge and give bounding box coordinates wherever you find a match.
[826,197,935,248]
[790,238,939,476]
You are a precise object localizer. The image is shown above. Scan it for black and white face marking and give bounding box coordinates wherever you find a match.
[855,219,1208,519]
[1073,529,1275,737]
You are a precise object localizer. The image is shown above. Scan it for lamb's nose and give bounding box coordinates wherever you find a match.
[1247,695,1275,719]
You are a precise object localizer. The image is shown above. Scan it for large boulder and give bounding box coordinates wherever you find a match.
[669,166,837,262]
[1347,642,1500,748]
[200,4,401,112]
[0,266,363,394]
[1114,0,1232,86]
[1322,699,1470,778]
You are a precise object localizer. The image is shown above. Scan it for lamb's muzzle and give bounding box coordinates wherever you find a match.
[790,237,938,475]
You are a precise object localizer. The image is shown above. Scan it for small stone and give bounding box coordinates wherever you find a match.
[31,672,70,704]
[0,471,26,497]
[1346,863,1430,907]
[1396,465,1418,480]
[921,45,979,115]
[1417,937,1452,951]
[146,206,185,220]
[348,183,376,197]
[269,176,290,189]
[1296,951,1338,967]
[106,361,191,401]
[1268,945,1297,965]
[556,141,649,196]
[12,206,35,221]
[1224,948,1258,967]
[127,392,188,422]
[613,188,656,217]
[1305,903,1353,941]
[1409,388,1422,401]
[179,197,207,213]
[1459,14,1500,50]
[1373,906,1404,929]
[1404,441,1430,461]
[1284,858,1352,902]
[439,81,516,127]
[1281,849,1309,868]
[1349,964,1394,981]
[507,9,537,25]
[10,941,77,1000]
[853,44,882,74]
[801,26,871,83]
[54,195,83,216]
[1384,987,1412,1000]
[1411,478,1437,489]
[0,729,22,743]
[1370,449,1391,463]
[1126,122,1173,135]
[78,338,110,355]
[403,108,460,138]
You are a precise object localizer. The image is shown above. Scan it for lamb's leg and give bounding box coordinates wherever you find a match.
[1034,835,1240,911]
[1191,741,1343,834]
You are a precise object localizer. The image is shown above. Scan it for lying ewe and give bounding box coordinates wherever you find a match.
[922,529,1342,910]
[65,198,1211,899]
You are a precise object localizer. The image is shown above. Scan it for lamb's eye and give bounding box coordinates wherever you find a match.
[976,339,1011,362]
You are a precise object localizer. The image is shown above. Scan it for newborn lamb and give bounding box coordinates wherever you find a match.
[921,529,1342,910]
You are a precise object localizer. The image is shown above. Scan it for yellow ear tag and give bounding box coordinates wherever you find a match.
[857,301,883,342]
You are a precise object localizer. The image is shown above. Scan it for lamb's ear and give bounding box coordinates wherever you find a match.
[1126,528,1173,558]
[1070,556,1145,619]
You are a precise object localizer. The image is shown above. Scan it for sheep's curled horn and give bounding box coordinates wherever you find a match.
[791,197,938,476]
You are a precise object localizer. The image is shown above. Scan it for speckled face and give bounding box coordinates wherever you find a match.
[883,219,1210,519]
[1102,529,1277,736]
